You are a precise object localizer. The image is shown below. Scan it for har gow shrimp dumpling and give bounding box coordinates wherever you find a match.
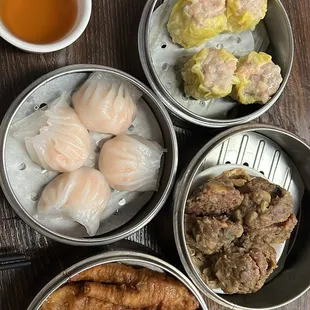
[72,72,141,135]
[12,93,90,172]
[231,51,283,104]
[99,135,164,192]
[38,167,111,236]
[226,0,268,33]
[167,0,227,49]
[182,48,238,100]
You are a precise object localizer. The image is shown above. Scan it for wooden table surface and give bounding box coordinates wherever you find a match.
[0,1,309,310]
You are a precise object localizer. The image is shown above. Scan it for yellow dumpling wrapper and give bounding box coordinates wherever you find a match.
[231,51,280,105]
[226,0,267,33]
[182,48,238,100]
[167,0,227,49]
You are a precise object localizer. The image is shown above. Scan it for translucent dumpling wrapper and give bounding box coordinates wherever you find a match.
[38,167,111,236]
[167,0,227,49]
[72,72,141,135]
[99,134,165,192]
[231,51,283,104]
[12,92,91,172]
[182,48,238,100]
[226,0,268,33]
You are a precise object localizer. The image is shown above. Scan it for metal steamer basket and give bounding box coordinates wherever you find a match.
[27,250,209,310]
[0,64,178,246]
[138,0,294,128]
[173,124,310,309]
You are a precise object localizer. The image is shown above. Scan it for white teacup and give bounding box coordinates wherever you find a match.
[0,0,92,53]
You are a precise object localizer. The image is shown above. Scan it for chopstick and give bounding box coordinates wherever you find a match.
[0,254,31,271]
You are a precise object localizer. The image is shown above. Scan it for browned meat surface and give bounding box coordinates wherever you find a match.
[186,169,296,295]
[239,177,280,195]
[232,179,293,229]
[186,180,243,216]
[185,215,243,255]
[241,214,297,246]
[213,243,277,294]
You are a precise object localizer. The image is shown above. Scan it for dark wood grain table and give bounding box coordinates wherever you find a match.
[0,1,309,310]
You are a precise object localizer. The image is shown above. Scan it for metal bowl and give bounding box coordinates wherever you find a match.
[0,64,178,246]
[27,250,209,310]
[173,124,310,309]
[138,0,294,128]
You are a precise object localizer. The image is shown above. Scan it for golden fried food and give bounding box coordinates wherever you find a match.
[40,284,80,310]
[70,296,140,310]
[40,263,199,310]
[70,263,164,285]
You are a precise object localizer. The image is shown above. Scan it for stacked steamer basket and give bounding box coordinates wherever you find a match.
[138,0,294,128]
[173,124,310,309]
[138,0,310,309]
[0,65,178,246]
[27,247,209,310]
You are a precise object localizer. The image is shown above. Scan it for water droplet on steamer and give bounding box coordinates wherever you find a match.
[118,198,126,206]
[162,63,169,71]
[31,193,39,201]
[18,163,26,170]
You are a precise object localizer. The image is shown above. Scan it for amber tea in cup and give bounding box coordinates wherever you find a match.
[0,0,78,44]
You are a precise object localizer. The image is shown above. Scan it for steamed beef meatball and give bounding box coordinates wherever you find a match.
[182,48,238,100]
[216,168,252,187]
[226,0,268,32]
[232,178,293,229]
[167,0,227,48]
[231,51,283,104]
[239,177,280,194]
[213,243,277,294]
[241,214,297,246]
[186,180,243,216]
[185,215,243,255]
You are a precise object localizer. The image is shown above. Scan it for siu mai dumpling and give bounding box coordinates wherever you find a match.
[99,135,164,192]
[231,51,283,104]
[167,0,227,48]
[72,72,141,135]
[38,167,111,236]
[182,48,238,100]
[12,93,90,172]
[226,0,268,33]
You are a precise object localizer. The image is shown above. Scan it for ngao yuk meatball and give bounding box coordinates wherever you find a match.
[185,215,243,255]
[213,243,277,294]
[186,179,243,216]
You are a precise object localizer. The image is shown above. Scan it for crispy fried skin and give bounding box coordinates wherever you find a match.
[82,277,198,310]
[69,295,141,310]
[39,284,80,310]
[70,263,165,285]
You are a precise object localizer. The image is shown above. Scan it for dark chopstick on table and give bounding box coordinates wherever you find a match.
[0,254,31,271]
